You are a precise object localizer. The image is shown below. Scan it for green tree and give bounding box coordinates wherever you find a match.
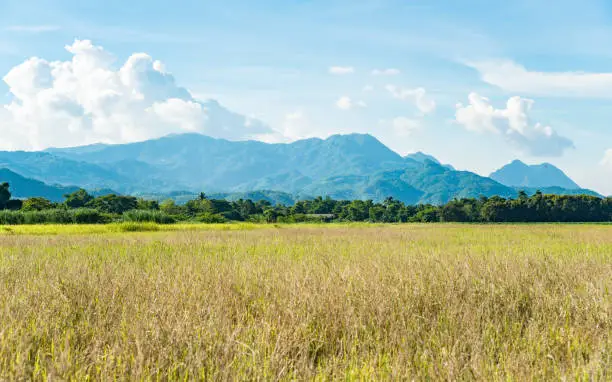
[22,197,54,211]
[0,182,11,210]
[87,194,138,214]
[235,199,257,220]
[440,200,469,222]
[6,199,22,211]
[264,208,278,223]
[137,199,160,210]
[412,206,440,222]
[185,198,213,216]
[160,199,186,215]
[64,189,93,209]
[368,205,385,222]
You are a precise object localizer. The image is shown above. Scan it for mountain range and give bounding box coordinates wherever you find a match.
[0,133,601,204]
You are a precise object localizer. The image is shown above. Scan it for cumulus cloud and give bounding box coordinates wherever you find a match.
[279,111,314,140]
[372,68,401,76]
[329,66,355,75]
[455,93,574,157]
[386,85,436,114]
[466,60,612,98]
[0,39,272,150]
[362,85,374,92]
[391,117,420,136]
[601,149,612,169]
[335,96,366,111]
[377,117,421,138]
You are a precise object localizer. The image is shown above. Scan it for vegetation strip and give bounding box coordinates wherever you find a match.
[1,182,611,224]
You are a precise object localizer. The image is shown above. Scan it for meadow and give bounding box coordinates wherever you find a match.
[0,223,610,380]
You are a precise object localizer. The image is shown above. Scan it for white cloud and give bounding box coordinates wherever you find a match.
[335,96,366,111]
[336,96,352,110]
[391,117,420,137]
[280,111,313,140]
[372,68,401,76]
[455,93,574,157]
[601,149,612,169]
[378,117,421,138]
[5,25,61,33]
[0,39,273,150]
[386,85,436,114]
[362,85,374,92]
[329,66,355,75]
[467,60,612,98]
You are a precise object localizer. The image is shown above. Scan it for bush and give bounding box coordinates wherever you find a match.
[21,197,55,212]
[23,209,73,224]
[73,208,110,224]
[5,199,23,211]
[114,222,160,232]
[196,213,227,224]
[122,210,176,224]
[220,210,242,221]
[0,210,25,225]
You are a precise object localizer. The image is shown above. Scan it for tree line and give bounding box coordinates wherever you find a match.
[0,183,611,224]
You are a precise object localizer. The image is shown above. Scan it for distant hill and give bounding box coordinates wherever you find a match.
[491,160,580,190]
[0,151,130,192]
[0,133,598,205]
[0,168,79,202]
[45,133,421,192]
[296,161,516,204]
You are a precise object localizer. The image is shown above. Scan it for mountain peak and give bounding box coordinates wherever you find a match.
[325,133,379,144]
[509,159,527,166]
[491,160,580,190]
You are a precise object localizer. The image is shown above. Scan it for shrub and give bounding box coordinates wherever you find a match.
[0,211,25,225]
[21,197,55,212]
[220,210,242,221]
[196,213,227,224]
[73,208,109,224]
[23,209,73,224]
[123,210,176,224]
[5,200,23,211]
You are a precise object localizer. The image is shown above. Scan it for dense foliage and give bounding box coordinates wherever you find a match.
[0,185,610,224]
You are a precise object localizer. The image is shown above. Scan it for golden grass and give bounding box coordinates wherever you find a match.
[0,224,610,380]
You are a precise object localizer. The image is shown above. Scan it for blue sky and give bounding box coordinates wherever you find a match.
[1,0,612,193]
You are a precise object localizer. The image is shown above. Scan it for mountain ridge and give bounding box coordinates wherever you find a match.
[0,133,598,204]
[0,168,80,202]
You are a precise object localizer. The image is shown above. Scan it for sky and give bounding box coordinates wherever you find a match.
[1,0,612,194]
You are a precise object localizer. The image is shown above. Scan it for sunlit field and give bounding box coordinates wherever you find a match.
[0,224,610,380]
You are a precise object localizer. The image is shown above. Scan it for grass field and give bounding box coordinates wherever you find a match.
[0,224,610,380]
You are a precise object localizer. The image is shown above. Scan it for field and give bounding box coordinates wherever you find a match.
[0,223,610,380]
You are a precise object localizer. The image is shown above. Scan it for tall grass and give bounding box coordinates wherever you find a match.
[122,209,176,224]
[0,224,610,379]
[0,208,109,225]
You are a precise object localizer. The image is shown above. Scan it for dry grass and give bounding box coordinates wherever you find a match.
[0,224,610,380]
